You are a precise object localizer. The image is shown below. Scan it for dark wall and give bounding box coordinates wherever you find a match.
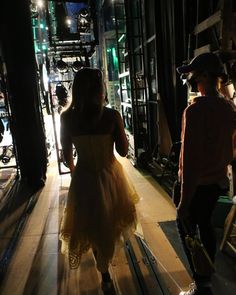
[0,0,47,188]
[155,0,188,142]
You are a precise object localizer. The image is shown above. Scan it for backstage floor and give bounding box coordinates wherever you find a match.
[0,154,235,295]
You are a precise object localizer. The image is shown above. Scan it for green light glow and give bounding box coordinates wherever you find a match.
[112,47,118,69]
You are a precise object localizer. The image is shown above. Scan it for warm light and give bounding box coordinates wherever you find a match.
[66,18,72,26]
[37,0,44,8]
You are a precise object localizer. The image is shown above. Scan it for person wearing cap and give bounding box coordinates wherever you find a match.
[176,52,236,295]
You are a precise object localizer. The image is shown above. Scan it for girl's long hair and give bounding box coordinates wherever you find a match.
[69,67,104,118]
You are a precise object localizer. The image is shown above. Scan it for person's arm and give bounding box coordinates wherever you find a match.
[178,114,185,182]
[232,109,236,158]
[178,105,204,217]
[113,110,128,157]
[233,129,236,158]
[60,114,75,175]
[0,118,4,143]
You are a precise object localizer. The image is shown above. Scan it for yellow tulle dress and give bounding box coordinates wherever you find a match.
[59,134,139,272]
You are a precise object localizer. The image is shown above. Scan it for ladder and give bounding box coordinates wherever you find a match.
[114,0,149,165]
[192,0,236,57]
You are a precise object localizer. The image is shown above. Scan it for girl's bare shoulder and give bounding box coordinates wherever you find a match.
[99,107,121,133]
[60,108,72,122]
[103,107,120,120]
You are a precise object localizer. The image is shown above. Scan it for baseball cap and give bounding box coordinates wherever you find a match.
[177,52,225,76]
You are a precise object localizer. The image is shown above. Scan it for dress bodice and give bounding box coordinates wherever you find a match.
[72,134,115,172]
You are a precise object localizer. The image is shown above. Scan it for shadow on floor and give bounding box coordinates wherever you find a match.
[159,221,236,295]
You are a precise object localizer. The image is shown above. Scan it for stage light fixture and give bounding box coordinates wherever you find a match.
[77,8,90,33]
[30,2,38,18]
[56,59,68,73]
[72,59,83,72]
[66,17,72,27]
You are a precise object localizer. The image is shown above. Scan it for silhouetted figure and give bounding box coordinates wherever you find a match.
[59,68,139,292]
[176,52,236,295]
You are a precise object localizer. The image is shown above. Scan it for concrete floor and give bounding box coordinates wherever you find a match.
[0,153,235,295]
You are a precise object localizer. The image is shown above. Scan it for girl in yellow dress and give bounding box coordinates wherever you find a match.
[59,67,139,291]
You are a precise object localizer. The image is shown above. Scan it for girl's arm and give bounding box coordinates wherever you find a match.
[60,115,75,175]
[113,110,128,157]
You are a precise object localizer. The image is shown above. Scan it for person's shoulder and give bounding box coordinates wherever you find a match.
[221,97,236,111]
[103,106,118,114]
[188,95,236,116]
[191,95,207,105]
[60,108,72,122]
[184,98,207,122]
[185,99,202,113]
[103,107,121,119]
[209,96,236,113]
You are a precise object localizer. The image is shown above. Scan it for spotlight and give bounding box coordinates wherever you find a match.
[30,2,39,18]
[72,59,83,72]
[37,0,44,9]
[56,59,68,73]
[66,17,72,27]
[77,8,90,33]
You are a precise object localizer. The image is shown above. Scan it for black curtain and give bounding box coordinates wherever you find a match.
[0,0,47,189]
[155,0,188,142]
